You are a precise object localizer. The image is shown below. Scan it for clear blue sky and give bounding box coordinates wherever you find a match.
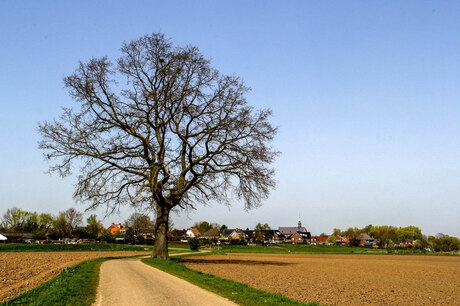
[1,1,459,236]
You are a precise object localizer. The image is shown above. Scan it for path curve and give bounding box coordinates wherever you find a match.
[94,252,236,306]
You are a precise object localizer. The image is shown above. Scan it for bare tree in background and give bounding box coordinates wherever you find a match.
[39,33,278,259]
[125,213,155,237]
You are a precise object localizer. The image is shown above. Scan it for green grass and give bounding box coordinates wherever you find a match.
[1,257,109,306]
[213,244,460,256]
[0,243,152,252]
[142,256,318,306]
[168,247,194,254]
[216,244,388,254]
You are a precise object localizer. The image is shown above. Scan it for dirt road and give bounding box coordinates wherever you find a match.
[94,254,235,306]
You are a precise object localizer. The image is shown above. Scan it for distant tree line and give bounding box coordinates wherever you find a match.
[0,207,156,244]
[329,224,460,251]
[0,207,105,240]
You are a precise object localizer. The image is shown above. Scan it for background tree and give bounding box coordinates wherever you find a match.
[33,213,56,239]
[125,213,155,239]
[52,208,83,238]
[86,214,103,239]
[39,33,278,259]
[343,227,361,246]
[327,234,337,245]
[331,228,342,237]
[38,213,55,231]
[219,224,228,235]
[254,222,271,243]
[396,225,423,242]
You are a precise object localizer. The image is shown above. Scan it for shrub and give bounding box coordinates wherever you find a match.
[386,239,395,254]
[188,237,200,251]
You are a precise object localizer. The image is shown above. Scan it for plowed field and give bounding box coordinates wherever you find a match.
[181,253,460,305]
[0,251,148,302]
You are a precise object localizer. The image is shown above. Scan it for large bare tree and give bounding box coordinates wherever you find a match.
[39,33,278,259]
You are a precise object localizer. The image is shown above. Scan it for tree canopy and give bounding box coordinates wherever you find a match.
[39,33,278,258]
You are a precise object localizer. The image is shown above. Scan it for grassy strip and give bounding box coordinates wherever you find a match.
[215,244,459,256]
[168,248,192,254]
[0,243,152,252]
[217,244,388,254]
[1,257,110,306]
[142,256,318,306]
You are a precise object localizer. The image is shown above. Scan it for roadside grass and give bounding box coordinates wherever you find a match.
[142,255,318,306]
[1,257,109,306]
[0,248,177,305]
[0,243,153,252]
[168,247,193,254]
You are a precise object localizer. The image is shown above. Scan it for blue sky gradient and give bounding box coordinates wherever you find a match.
[1,1,459,236]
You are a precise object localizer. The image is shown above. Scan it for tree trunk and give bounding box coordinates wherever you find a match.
[153,204,170,259]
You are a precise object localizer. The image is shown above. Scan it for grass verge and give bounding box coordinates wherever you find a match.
[1,257,110,306]
[142,255,318,306]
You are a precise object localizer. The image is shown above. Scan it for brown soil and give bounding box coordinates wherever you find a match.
[181,253,460,305]
[0,251,148,302]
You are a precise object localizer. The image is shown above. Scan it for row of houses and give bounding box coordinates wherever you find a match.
[184,221,314,244]
[1,221,385,247]
[183,223,386,247]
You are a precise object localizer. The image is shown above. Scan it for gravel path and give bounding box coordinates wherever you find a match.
[94,253,235,306]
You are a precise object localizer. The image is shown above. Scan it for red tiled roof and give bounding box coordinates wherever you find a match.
[312,236,328,242]
[190,228,201,236]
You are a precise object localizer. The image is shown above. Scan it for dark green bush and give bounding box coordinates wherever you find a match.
[188,237,200,251]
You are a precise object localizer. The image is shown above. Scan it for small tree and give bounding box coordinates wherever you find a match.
[327,235,337,245]
[188,237,200,251]
[254,223,271,243]
[194,221,212,235]
[386,239,395,253]
[39,33,278,259]
[220,224,228,235]
[86,214,103,239]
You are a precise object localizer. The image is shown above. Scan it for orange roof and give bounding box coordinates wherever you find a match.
[107,223,127,235]
[190,228,201,236]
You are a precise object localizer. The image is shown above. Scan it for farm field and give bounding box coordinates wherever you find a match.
[0,251,149,302]
[181,253,460,305]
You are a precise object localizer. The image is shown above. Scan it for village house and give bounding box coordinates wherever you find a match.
[257,229,285,243]
[289,231,311,243]
[358,233,379,247]
[311,235,329,245]
[223,229,244,241]
[335,235,350,246]
[0,233,7,243]
[169,229,187,241]
[186,227,201,238]
[279,220,311,243]
[201,228,221,240]
[107,223,128,236]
